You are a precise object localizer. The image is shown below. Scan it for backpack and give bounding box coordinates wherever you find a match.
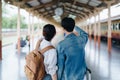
[24,39,54,80]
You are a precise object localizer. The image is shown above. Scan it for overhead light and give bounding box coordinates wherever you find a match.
[68,14,76,19]
[8,1,10,4]
[53,15,61,22]
[54,7,63,16]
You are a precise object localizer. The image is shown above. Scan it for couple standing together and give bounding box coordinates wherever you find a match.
[37,17,88,80]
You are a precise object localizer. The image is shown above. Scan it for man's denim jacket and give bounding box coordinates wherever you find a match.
[57,26,88,80]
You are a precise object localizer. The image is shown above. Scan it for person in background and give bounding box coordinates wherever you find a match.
[57,17,88,80]
[26,35,30,51]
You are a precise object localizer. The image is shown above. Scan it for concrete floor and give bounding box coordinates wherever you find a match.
[0,36,120,80]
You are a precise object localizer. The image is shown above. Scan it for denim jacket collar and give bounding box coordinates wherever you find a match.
[65,33,76,39]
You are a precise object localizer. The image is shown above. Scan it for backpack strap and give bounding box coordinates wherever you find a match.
[35,39,55,54]
[40,46,54,54]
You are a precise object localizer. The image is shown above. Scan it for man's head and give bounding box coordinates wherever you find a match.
[61,17,75,32]
[43,24,56,41]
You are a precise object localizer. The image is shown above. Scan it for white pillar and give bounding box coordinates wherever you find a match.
[89,18,92,40]
[94,14,97,44]
[108,3,112,38]
[37,18,40,37]
[27,12,31,51]
[107,2,112,53]
[28,13,31,35]
[98,13,101,37]
[98,12,101,49]
[0,0,2,60]
[85,18,88,33]
[31,15,34,49]
[32,16,34,36]
[17,6,21,53]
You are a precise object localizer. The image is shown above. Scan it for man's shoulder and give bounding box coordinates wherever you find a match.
[58,40,64,46]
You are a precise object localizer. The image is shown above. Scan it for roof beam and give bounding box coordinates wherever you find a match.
[33,0,57,10]
[65,9,86,17]
[21,0,33,3]
[75,1,94,11]
[65,6,90,15]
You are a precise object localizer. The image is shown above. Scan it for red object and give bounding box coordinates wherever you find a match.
[0,40,2,60]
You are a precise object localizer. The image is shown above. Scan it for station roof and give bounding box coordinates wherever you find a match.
[4,0,120,26]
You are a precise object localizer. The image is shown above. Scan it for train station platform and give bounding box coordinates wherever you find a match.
[0,33,120,80]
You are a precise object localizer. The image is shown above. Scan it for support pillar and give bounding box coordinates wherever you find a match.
[94,14,97,45]
[85,17,88,33]
[17,6,21,53]
[31,15,34,50]
[89,18,92,40]
[37,18,40,37]
[28,13,31,36]
[107,3,112,53]
[27,12,31,51]
[0,0,2,60]
[98,12,101,49]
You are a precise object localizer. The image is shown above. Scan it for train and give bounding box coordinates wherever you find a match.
[91,15,120,45]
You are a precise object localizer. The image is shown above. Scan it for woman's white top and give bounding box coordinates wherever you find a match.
[39,39,58,76]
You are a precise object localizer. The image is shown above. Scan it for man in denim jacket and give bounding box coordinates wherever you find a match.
[57,17,88,80]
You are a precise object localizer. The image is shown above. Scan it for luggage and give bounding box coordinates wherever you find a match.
[24,39,54,80]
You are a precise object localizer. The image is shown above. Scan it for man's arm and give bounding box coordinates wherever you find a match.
[57,44,65,80]
[74,26,88,45]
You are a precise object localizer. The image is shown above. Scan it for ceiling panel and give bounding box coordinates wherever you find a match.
[41,0,52,3]
[27,0,40,7]
[46,7,51,10]
[91,0,102,4]
[89,1,99,7]
[4,0,120,23]
[72,5,77,9]
[76,0,89,4]
[39,8,45,12]
[52,5,57,8]
[77,7,83,10]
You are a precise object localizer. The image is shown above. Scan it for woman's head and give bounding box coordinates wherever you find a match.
[43,24,56,41]
[61,17,75,32]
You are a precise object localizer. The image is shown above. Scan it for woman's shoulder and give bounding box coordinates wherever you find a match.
[40,39,51,48]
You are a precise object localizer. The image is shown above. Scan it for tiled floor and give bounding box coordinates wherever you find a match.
[0,36,120,80]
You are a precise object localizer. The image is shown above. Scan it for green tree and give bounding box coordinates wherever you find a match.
[2,1,27,29]
[21,16,27,29]
[2,14,27,29]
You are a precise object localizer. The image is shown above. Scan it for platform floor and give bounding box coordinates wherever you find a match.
[0,36,120,80]
[86,40,120,80]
